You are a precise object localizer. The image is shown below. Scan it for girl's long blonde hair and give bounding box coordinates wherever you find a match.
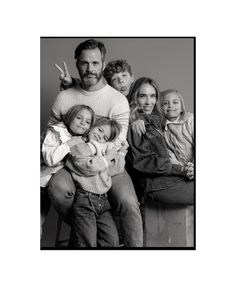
[159,89,186,120]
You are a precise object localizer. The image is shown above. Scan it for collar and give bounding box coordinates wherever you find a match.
[164,116,181,130]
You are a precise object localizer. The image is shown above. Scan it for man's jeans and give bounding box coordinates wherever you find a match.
[69,190,119,247]
[48,168,143,247]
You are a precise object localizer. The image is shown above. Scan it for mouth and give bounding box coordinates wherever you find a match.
[77,125,85,130]
[120,86,127,91]
[143,105,153,110]
[85,74,96,78]
[93,134,99,141]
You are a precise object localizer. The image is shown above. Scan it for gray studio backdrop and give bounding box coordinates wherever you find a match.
[40,37,194,247]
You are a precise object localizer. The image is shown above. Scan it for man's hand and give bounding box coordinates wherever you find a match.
[54,62,72,86]
[131,119,146,136]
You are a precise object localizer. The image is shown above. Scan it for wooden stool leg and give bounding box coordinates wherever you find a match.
[55,216,62,247]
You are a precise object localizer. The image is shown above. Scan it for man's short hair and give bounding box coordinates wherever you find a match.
[74,39,106,62]
[103,60,132,84]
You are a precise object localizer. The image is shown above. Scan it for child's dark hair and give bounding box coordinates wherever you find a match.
[103,60,132,85]
[63,104,96,135]
[88,116,122,142]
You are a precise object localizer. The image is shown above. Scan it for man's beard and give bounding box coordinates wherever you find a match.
[80,70,103,87]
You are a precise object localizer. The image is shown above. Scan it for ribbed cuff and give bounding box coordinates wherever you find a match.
[171,164,184,176]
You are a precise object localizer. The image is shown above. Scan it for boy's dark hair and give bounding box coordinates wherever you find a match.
[103,60,132,84]
[90,116,122,142]
[74,39,106,62]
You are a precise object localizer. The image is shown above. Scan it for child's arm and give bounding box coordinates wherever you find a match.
[41,128,71,166]
[127,125,188,178]
[66,141,111,176]
[108,144,128,176]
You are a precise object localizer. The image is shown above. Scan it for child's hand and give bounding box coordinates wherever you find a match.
[185,162,194,180]
[66,136,82,148]
[105,146,117,163]
[131,119,146,136]
[54,62,72,86]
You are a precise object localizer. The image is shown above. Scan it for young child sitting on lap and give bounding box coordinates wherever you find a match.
[66,117,127,248]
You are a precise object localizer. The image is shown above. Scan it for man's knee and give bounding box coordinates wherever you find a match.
[48,168,76,199]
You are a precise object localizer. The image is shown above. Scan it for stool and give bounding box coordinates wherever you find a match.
[143,198,194,247]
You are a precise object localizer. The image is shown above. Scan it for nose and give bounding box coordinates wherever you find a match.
[87,63,93,73]
[118,77,124,84]
[145,96,151,104]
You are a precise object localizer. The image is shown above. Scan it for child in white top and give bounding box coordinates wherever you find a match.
[40,104,96,187]
[160,89,194,180]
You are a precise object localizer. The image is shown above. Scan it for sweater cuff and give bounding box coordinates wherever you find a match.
[87,142,97,155]
[171,164,184,176]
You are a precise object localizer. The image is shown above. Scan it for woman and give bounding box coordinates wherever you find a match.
[126,77,194,204]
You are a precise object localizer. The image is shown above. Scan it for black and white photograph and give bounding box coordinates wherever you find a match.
[40,37,195,249]
[2,1,236,285]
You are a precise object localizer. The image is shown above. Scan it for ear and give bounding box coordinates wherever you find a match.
[76,60,79,71]
[131,75,134,83]
[102,61,106,71]
[102,61,107,71]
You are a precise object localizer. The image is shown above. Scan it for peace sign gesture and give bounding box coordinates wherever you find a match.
[54,62,72,86]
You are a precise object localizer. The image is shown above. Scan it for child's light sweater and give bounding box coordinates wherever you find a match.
[164,112,194,167]
[66,141,128,195]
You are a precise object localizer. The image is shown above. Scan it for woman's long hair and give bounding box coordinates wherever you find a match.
[129,77,162,122]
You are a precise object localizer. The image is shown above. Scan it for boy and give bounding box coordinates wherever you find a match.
[56,59,134,98]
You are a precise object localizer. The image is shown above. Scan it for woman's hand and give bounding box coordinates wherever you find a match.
[131,119,146,136]
[54,62,72,86]
[185,162,194,180]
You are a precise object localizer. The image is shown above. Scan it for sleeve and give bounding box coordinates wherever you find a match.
[47,92,64,126]
[108,146,128,177]
[188,112,194,140]
[66,142,109,176]
[111,96,130,143]
[41,128,70,166]
[126,127,183,176]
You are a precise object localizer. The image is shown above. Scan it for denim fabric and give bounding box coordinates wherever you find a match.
[109,169,143,247]
[148,179,194,205]
[47,168,143,247]
[69,190,119,247]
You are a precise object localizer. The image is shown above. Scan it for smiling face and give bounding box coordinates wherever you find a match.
[137,83,157,114]
[110,71,134,96]
[69,108,93,135]
[88,124,111,143]
[77,48,105,90]
[162,92,182,121]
